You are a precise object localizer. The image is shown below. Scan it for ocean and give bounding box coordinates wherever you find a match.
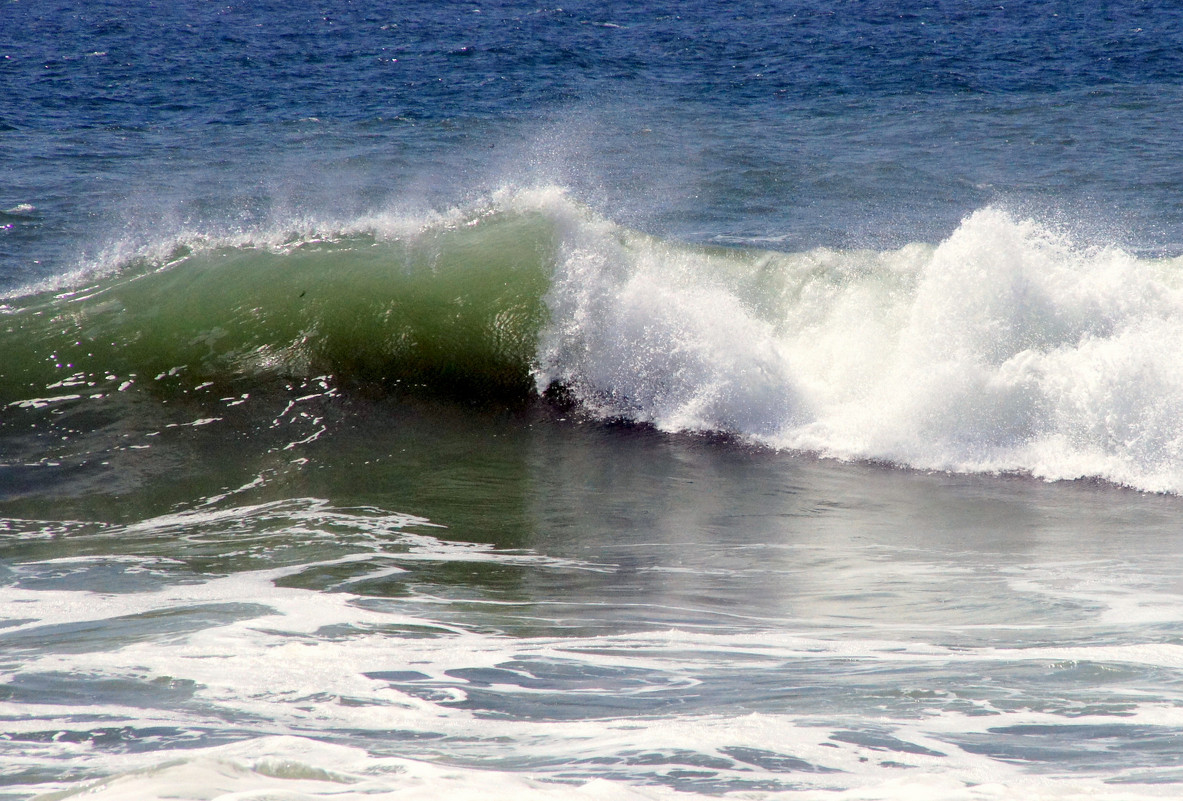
[4,1,1183,798]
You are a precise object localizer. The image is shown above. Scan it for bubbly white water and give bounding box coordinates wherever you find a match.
[531,191,1183,493]
[26,738,1183,801]
[6,489,1183,800]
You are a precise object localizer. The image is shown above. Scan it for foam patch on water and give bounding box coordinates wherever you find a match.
[27,736,1183,801]
[29,737,674,801]
[6,499,1183,798]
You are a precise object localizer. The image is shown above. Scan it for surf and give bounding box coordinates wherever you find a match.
[536,197,1183,494]
[4,187,1183,493]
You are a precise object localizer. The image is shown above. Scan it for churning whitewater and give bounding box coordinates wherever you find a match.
[534,190,1183,493]
[5,187,1183,494]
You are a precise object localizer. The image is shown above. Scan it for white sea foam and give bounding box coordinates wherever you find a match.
[28,742,677,801]
[27,736,1183,801]
[534,198,1183,494]
[5,494,1183,799]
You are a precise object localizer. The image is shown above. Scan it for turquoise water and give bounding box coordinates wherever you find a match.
[4,2,1183,799]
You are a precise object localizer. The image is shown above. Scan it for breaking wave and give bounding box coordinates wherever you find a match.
[4,187,1183,492]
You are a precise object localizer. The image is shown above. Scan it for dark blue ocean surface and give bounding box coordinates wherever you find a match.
[4,0,1183,288]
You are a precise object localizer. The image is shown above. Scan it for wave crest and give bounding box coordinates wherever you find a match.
[5,191,1183,492]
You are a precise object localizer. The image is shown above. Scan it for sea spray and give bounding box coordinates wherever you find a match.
[535,199,1183,492]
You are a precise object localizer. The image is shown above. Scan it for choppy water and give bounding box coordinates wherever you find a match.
[4,2,1183,799]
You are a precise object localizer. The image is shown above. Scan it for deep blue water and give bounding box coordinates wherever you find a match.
[5,0,1183,289]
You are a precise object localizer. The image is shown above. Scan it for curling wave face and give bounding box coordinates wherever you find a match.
[4,187,1183,493]
[0,196,558,403]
